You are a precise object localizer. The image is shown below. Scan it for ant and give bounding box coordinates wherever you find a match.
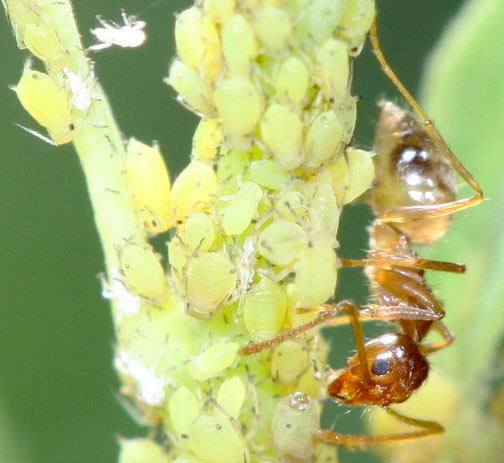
[238,11,484,447]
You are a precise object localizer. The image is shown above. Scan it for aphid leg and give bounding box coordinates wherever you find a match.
[420,321,454,354]
[340,257,466,274]
[314,407,443,447]
[370,13,484,223]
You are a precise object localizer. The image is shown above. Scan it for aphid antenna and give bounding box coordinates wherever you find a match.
[13,123,58,146]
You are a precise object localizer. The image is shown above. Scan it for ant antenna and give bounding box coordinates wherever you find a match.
[370,13,484,221]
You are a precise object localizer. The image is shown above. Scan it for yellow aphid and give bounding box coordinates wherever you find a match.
[192,118,223,163]
[307,182,339,232]
[217,376,246,417]
[166,59,214,116]
[167,236,187,277]
[339,0,375,55]
[315,445,337,463]
[339,95,358,143]
[24,23,70,70]
[243,277,287,341]
[125,138,172,233]
[213,77,262,147]
[172,454,203,463]
[170,161,217,222]
[175,6,222,80]
[185,213,215,253]
[304,110,343,168]
[260,104,302,169]
[249,159,290,191]
[316,38,349,104]
[4,0,42,47]
[296,0,347,46]
[216,150,250,182]
[271,340,309,384]
[221,13,258,75]
[294,229,337,307]
[258,220,307,266]
[118,438,171,463]
[222,182,263,236]
[275,56,309,107]
[254,7,292,55]
[121,243,167,300]
[272,392,320,462]
[15,69,74,145]
[187,342,239,381]
[169,386,200,440]
[203,0,235,23]
[275,190,307,222]
[190,413,249,463]
[186,251,236,315]
[327,147,374,205]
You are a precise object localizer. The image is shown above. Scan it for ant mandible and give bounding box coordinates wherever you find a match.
[238,11,484,447]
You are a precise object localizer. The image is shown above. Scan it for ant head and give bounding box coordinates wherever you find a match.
[328,333,428,407]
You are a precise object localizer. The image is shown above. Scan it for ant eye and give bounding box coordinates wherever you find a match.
[372,359,391,375]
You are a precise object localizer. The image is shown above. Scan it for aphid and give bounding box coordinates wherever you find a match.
[118,438,170,463]
[120,242,168,301]
[125,138,172,233]
[187,341,239,381]
[89,9,146,52]
[24,23,70,70]
[14,68,75,145]
[236,11,484,446]
[3,0,43,47]
[189,412,250,463]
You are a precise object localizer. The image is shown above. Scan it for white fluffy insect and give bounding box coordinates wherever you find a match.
[100,268,141,318]
[63,66,99,112]
[89,9,147,52]
[114,351,167,406]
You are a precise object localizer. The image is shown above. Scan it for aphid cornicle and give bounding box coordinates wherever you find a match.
[15,69,75,145]
[238,10,484,448]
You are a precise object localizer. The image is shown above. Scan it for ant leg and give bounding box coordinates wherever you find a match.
[420,321,454,354]
[370,13,484,222]
[341,257,466,274]
[239,300,373,384]
[375,268,444,314]
[313,408,443,446]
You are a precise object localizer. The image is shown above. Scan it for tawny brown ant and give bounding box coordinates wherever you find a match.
[237,11,484,447]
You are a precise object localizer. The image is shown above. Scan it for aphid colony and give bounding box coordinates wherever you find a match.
[5,0,88,144]
[112,0,379,461]
[6,1,145,145]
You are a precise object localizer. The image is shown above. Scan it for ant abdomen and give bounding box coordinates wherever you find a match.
[328,333,429,408]
[372,101,457,244]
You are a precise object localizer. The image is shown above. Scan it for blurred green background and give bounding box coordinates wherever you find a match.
[0,0,479,462]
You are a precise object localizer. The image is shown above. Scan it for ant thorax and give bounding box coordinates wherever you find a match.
[371,101,458,244]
